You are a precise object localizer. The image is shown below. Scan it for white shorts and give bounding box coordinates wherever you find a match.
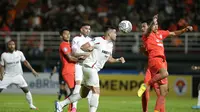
[75,64,83,81]
[82,66,99,87]
[0,75,28,89]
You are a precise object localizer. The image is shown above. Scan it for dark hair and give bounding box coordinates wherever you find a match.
[80,22,90,28]
[59,27,70,35]
[103,25,116,32]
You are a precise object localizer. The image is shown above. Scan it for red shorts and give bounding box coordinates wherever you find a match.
[144,68,151,83]
[148,57,168,84]
[62,72,75,89]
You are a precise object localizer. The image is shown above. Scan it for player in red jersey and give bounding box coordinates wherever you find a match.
[138,15,193,112]
[140,16,161,112]
[58,27,88,112]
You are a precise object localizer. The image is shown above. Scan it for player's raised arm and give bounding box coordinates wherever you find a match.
[107,56,125,63]
[23,60,39,77]
[169,26,193,36]
[144,14,158,37]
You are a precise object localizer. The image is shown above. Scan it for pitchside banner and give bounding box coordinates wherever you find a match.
[99,75,192,97]
[2,73,192,97]
[2,73,59,94]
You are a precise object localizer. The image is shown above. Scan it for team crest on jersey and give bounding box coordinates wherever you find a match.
[63,47,68,52]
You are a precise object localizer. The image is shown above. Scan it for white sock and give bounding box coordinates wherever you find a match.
[25,91,33,106]
[72,85,81,108]
[87,90,92,108]
[197,90,200,106]
[89,94,99,112]
[60,93,82,108]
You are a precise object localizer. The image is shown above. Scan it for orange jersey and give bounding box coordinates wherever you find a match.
[59,41,75,74]
[143,30,170,60]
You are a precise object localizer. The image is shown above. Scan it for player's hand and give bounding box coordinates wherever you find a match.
[119,57,125,63]
[153,14,158,24]
[186,26,193,32]
[32,69,39,77]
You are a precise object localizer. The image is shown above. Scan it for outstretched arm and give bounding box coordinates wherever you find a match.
[50,66,57,79]
[107,56,125,63]
[169,26,193,36]
[23,60,39,77]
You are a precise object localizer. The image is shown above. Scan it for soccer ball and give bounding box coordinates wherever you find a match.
[118,20,132,33]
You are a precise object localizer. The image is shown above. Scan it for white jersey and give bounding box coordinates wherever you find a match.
[83,37,113,71]
[71,34,92,54]
[0,50,26,77]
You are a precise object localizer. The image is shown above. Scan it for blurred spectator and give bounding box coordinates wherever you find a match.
[0,0,199,31]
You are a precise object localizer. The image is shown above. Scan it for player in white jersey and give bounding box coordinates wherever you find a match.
[55,26,125,112]
[0,40,39,110]
[71,23,93,112]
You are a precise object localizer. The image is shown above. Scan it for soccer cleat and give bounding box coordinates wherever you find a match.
[55,101,63,112]
[192,105,200,109]
[30,105,38,110]
[71,107,77,112]
[137,83,147,97]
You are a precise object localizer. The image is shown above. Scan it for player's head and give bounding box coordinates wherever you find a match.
[141,22,148,33]
[80,23,91,37]
[59,27,70,41]
[7,40,15,52]
[104,25,117,41]
[152,22,158,33]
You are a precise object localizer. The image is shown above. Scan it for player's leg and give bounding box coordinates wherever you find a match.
[192,83,200,109]
[72,64,84,112]
[15,75,37,110]
[142,68,151,112]
[154,79,168,112]
[138,58,168,97]
[58,74,67,100]
[55,85,90,112]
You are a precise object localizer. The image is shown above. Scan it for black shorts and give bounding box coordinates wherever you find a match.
[59,74,65,85]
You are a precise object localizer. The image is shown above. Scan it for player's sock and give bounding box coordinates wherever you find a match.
[148,74,166,85]
[87,90,92,110]
[59,93,82,108]
[160,97,166,112]
[89,93,99,112]
[142,90,149,112]
[25,91,33,106]
[198,90,200,106]
[154,95,165,111]
[71,85,81,110]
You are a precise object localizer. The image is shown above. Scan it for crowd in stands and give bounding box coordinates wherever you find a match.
[0,0,199,32]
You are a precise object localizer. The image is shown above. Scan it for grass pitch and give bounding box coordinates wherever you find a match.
[0,93,199,112]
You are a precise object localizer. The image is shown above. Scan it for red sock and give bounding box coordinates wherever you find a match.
[142,89,149,112]
[155,96,165,111]
[160,97,166,112]
[148,74,166,85]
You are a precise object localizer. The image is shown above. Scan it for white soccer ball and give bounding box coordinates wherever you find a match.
[118,20,132,33]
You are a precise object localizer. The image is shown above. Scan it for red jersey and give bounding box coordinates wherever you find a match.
[143,30,170,59]
[59,41,75,74]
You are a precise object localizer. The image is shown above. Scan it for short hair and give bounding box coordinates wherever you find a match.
[80,22,90,28]
[103,25,117,32]
[59,26,70,35]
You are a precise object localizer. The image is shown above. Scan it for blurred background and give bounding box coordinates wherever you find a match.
[0,0,200,98]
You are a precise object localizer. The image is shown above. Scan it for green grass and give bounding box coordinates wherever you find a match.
[0,94,199,112]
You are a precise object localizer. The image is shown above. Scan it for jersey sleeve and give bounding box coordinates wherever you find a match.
[19,51,26,62]
[60,43,70,54]
[0,53,4,66]
[160,30,170,40]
